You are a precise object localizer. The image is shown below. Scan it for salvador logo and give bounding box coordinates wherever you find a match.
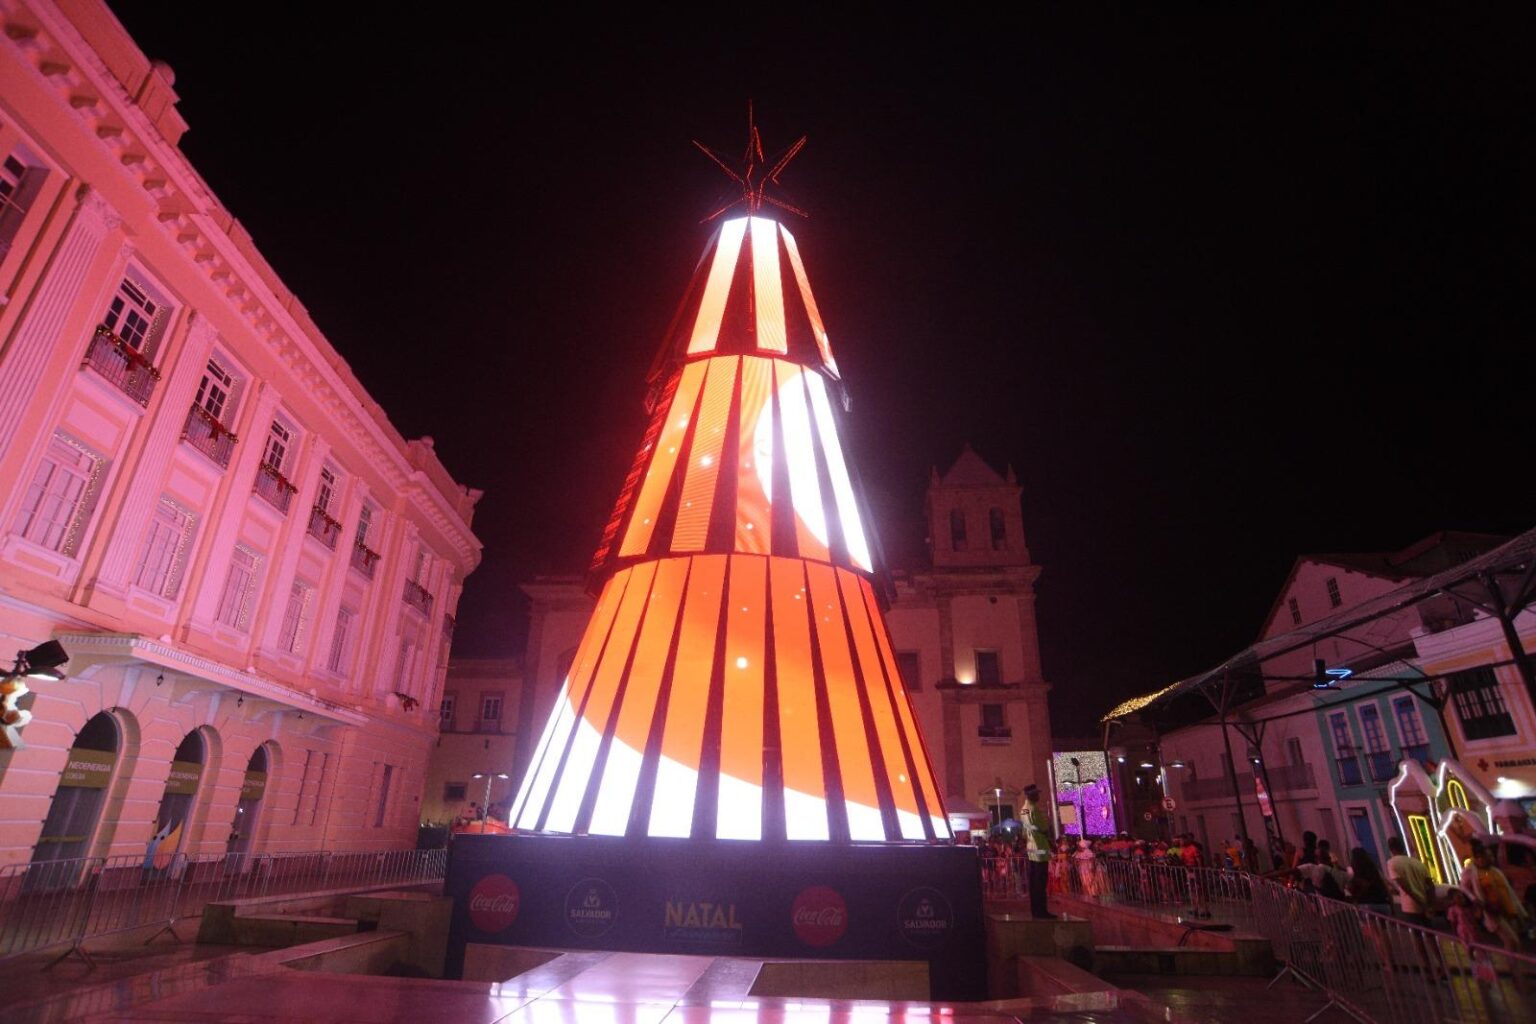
[565,877,617,938]
[791,885,848,948]
[468,874,521,933]
[896,886,953,950]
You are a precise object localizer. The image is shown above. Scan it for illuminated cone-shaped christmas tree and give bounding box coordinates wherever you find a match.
[510,116,950,844]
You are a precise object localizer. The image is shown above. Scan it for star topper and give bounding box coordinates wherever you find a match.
[694,102,808,222]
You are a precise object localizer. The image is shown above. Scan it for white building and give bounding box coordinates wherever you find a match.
[0,0,482,867]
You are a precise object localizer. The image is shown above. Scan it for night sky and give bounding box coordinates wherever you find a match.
[106,6,1529,736]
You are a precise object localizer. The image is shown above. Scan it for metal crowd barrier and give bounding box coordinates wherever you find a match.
[0,847,446,968]
[987,850,1536,1023]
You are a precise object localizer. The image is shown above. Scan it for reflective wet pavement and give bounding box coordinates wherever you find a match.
[2,945,1208,1024]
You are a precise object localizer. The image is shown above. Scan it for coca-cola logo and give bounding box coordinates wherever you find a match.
[896,886,952,950]
[565,877,617,938]
[468,874,520,933]
[791,885,848,948]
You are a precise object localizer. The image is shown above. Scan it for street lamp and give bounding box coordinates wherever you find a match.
[2,641,68,750]
[470,772,510,833]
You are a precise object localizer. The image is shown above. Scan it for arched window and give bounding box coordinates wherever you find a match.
[949,509,967,551]
[1446,778,1470,811]
[989,508,1006,551]
[228,743,272,856]
[33,711,120,865]
[152,730,208,859]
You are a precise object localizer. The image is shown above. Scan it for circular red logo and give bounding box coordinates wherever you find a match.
[791,885,848,947]
[468,874,521,933]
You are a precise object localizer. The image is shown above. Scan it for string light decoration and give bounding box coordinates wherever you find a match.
[510,117,949,844]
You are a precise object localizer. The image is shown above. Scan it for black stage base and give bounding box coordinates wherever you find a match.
[444,833,987,1001]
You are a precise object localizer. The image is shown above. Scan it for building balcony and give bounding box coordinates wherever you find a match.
[181,404,237,468]
[476,718,501,734]
[1336,753,1364,787]
[402,578,434,616]
[253,462,297,513]
[977,725,1012,745]
[1401,743,1431,764]
[306,505,342,549]
[82,325,160,406]
[1366,750,1397,782]
[350,540,380,579]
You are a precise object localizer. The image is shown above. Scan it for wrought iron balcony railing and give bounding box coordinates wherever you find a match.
[181,404,237,468]
[1401,743,1431,765]
[1366,750,1397,782]
[350,540,380,579]
[1336,752,1364,787]
[306,505,342,549]
[82,325,160,406]
[402,578,433,616]
[253,462,297,513]
[977,725,1012,744]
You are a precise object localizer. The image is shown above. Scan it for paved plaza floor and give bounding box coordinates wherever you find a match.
[3,936,1351,1024]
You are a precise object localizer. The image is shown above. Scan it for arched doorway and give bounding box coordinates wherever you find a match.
[226,743,271,855]
[148,729,207,863]
[33,711,119,865]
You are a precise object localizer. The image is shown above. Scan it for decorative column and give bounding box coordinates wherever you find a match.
[177,383,283,640]
[0,185,121,460]
[82,312,219,600]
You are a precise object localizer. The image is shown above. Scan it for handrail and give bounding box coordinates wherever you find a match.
[0,846,445,966]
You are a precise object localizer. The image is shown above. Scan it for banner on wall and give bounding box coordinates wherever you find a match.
[445,834,988,1000]
[241,771,267,801]
[61,747,115,788]
[164,760,203,796]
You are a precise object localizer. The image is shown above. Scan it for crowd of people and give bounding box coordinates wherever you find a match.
[980,821,1536,954]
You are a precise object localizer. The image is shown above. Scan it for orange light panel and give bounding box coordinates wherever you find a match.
[544,561,657,832]
[588,558,691,835]
[671,357,737,551]
[717,555,768,839]
[839,570,925,839]
[512,567,633,829]
[861,581,950,839]
[770,557,829,840]
[805,562,883,841]
[647,554,728,837]
[735,357,775,554]
[749,217,788,354]
[773,362,830,562]
[620,361,707,557]
[686,218,748,355]
[780,224,839,377]
[807,372,871,571]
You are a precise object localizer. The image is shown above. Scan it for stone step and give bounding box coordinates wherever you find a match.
[1092,944,1272,977]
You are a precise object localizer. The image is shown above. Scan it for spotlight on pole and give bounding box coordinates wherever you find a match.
[17,640,68,681]
[3,641,69,749]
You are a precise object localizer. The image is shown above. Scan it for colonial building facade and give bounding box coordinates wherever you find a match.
[0,0,481,867]
[435,446,1052,836]
[1155,532,1524,863]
